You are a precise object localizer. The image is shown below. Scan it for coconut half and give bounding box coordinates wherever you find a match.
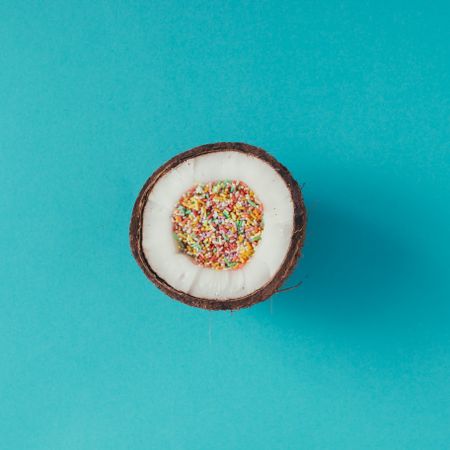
[130,142,306,310]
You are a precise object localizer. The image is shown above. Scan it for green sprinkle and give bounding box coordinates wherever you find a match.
[251,234,261,242]
[248,200,257,207]
[224,258,236,268]
[176,205,191,216]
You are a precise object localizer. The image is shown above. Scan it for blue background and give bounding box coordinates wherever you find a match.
[1,1,449,449]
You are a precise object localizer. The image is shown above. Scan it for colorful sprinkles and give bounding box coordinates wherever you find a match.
[172,180,264,270]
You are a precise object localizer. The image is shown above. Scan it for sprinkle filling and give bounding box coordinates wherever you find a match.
[172,180,264,270]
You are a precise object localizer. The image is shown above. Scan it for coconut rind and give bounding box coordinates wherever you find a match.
[130,142,307,311]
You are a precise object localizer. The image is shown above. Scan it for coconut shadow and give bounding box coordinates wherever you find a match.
[269,198,422,322]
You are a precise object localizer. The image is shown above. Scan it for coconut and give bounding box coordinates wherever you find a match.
[130,142,306,310]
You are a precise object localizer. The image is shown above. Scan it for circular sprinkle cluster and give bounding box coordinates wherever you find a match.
[172,180,264,270]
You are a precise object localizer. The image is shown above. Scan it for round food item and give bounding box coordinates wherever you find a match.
[130,142,306,310]
[172,180,265,271]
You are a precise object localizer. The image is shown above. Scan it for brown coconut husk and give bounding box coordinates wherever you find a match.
[130,142,307,311]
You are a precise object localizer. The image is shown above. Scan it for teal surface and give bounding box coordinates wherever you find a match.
[1,1,449,449]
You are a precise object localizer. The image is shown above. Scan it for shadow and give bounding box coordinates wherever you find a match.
[248,190,449,362]
[271,197,425,324]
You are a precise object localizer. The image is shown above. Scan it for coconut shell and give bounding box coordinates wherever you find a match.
[130,142,307,311]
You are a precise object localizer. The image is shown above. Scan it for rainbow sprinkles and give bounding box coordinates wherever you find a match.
[172,180,264,270]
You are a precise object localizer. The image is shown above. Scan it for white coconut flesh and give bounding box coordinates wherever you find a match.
[142,151,294,300]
